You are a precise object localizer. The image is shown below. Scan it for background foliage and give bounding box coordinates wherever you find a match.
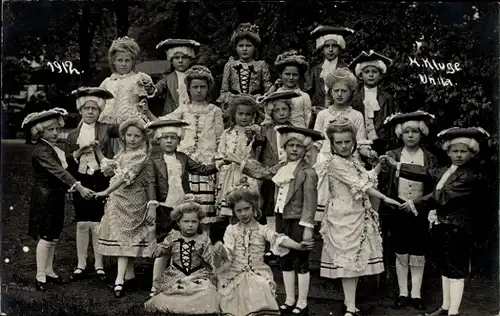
[3,1,499,275]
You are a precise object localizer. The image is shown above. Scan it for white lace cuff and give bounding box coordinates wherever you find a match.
[270,234,291,257]
[299,221,314,229]
[68,181,81,193]
[146,86,158,98]
[147,200,159,208]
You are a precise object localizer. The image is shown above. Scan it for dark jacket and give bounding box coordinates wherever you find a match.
[304,60,348,110]
[147,150,219,203]
[155,72,181,115]
[399,162,480,227]
[66,121,119,160]
[241,158,318,226]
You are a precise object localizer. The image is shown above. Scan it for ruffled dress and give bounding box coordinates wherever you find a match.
[319,155,384,278]
[215,125,259,217]
[97,143,156,257]
[144,230,221,315]
[216,222,289,316]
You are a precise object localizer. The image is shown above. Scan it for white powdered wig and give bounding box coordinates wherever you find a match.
[76,96,105,111]
[316,34,346,50]
[153,126,185,141]
[355,60,387,77]
[395,120,429,138]
[280,132,313,150]
[166,46,196,61]
[443,137,480,154]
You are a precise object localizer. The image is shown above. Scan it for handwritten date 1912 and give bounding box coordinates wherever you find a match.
[47,61,82,75]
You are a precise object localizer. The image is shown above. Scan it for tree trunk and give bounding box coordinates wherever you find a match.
[115,0,129,37]
[176,2,191,38]
[79,3,91,85]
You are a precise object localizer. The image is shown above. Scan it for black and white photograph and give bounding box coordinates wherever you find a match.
[1,1,499,316]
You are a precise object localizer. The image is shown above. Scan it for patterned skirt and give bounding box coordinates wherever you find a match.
[189,174,217,223]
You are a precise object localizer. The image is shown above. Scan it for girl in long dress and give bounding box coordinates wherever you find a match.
[144,196,221,315]
[213,180,313,316]
[318,117,401,316]
[95,117,156,298]
[98,36,156,154]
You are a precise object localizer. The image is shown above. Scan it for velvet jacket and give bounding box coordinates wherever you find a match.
[241,158,318,227]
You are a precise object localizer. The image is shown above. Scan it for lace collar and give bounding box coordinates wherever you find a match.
[110,71,136,81]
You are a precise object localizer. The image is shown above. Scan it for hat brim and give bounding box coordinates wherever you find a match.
[262,91,301,103]
[437,127,490,141]
[145,119,190,130]
[384,111,435,126]
[310,26,355,38]
[71,87,114,100]
[22,109,68,129]
[348,51,393,70]
[156,39,201,51]
[276,126,325,142]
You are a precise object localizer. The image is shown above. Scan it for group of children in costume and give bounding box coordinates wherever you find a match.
[20,22,490,316]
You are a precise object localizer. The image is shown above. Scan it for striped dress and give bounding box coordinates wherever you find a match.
[164,102,224,223]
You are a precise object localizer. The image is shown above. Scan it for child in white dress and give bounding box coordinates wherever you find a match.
[213,179,313,316]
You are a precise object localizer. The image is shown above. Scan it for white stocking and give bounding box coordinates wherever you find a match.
[89,222,103,270]
[76,222,90,269]
[36,239,52,282]
[124,259,135,280]
[45,239,58,278]
[282,271,296,306]
[115,257,128,285]
[341,277,358,312]
[441,276,451,310]
[152,256,168,291]
[395,253,409,297]
[296,272,310,309]
[448,278,465,315]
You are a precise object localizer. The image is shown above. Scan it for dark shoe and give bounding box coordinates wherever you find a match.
[69,268,87,282]
[46,275,66,284]
[424,307,448,316]
[279,303,295,314]
[95,268,107,283]
[392,296,408,309]
[35,280,47,291]
[411,298,426,311]
[292,305,308,315]
[113,284,125,298]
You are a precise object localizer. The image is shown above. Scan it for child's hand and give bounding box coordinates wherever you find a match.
[94,191,109,199]
[299,240,314,251]
[89,140,100,148]
[145,208,155,225]
[78,186,95,200]
[383,197,403,208]
[224,152,241,165]
[137,99,148,113]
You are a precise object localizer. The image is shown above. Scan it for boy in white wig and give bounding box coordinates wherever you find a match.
[305,25,355,128]
[154,39,201,114]
[393,126,489,316]
[350,50,398,155]
[379,111,439,311]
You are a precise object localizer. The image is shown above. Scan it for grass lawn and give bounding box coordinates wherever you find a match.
[1,139,499,316]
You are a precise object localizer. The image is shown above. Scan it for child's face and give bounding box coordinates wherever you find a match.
[233,200,255,224]
[285,138,306,162]
[272,101,291,125]
[189,79,209,102]
[236,39,255,61]
[331,132,354,157]
[178,212,200,237]
[281,66,300,89]
[360,65,382,87]
[114,51,134,75]
[234,104,254,127]
[330,82,352,107]
[41,122,61,143]
[448,143,473,166]
[171,54,191,72]
[79,101,100,124]
[402,126,421,149]
[125,126,145,150]
[322,40,340,61]
[158,133,180,154]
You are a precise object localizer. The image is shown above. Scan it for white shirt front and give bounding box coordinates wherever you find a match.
[320,58,338,92]
[176,70,189,109]
[272,160,301,214]
[274,126,288,163]
[398,148,425,201]
[163,153,185,208]
[76,122,99,174]
[436,164,459,190]
[42,139,68,169]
